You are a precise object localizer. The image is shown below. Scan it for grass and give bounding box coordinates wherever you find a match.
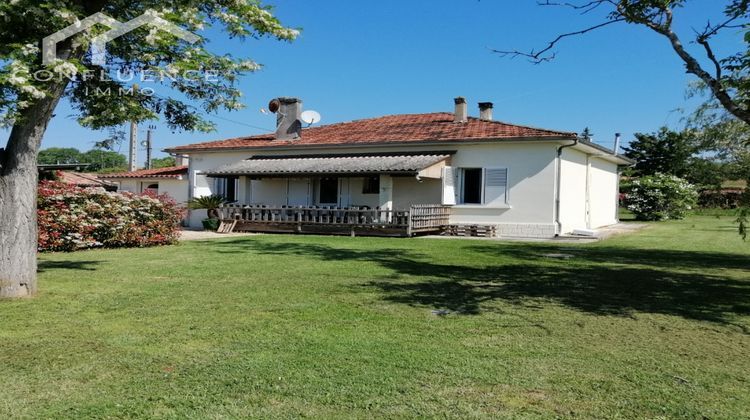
[1,216,749,418]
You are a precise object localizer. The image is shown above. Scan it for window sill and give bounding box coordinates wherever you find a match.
[451,204,512,210]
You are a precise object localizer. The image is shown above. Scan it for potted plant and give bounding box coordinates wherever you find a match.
[187,194,228,231]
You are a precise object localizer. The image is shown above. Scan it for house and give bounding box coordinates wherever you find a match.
[58,171,117,191]
[164,97,632,238]
[38,163,117,191]
[97,165,189,204]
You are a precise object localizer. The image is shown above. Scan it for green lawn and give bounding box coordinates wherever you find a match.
[1,216,749,418]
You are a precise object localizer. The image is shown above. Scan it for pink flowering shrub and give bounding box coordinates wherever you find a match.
[38,181,184,252]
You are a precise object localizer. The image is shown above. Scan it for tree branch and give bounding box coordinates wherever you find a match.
[537,0,614,15]
[698,37,722,81]
[491,18,625,63]
[636,6,750,124]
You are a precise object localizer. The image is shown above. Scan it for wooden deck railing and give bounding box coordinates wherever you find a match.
[218,203,451,236]
[407,204,451,235]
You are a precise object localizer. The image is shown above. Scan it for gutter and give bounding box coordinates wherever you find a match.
[554,137,579,236]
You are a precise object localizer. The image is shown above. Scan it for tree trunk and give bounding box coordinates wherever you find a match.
[0,81,68,298]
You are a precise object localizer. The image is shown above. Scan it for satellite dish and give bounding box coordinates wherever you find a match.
[301,110,322,125]
[268,99,281,113]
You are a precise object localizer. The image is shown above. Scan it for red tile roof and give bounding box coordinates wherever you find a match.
[166,113,577,152]
[98,166,188,179]
[59,171,116,188]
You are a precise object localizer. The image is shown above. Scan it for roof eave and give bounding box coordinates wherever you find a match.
[574,141,635,165]
[205,170,420,177]
[97,175,184,180]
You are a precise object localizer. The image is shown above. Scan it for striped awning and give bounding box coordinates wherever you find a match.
[205,153,452,177]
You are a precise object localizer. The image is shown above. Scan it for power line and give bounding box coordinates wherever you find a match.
[147,91,275,133]
[207,114,274,133]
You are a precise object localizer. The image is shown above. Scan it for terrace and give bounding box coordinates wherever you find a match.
[218,203,451,236]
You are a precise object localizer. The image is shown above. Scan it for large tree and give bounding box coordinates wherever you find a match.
[495,1,750,126]
[37,147,128,171]
[622,128,699,178]
[150,156,177,169]
[37,147,84,165]
[621,128,726,188]
[0,1,297,297]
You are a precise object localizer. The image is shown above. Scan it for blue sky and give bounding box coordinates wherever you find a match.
[11,1,744,162]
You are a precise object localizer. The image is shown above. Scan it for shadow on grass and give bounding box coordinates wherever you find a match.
[207,239,750,326]
[466,244,750,271]
[37,260,101,273]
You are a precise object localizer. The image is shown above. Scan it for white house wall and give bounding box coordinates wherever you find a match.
[251,178,289,206]
[116,179,139,193]
[184,141,621,237]
[392,177,441,209]
[113,178,187,204]
[588,158,619,229]
[346,177,381,208]
[447,143,558,237]
[188,151,255,225]
[157,179,189,205]
[559,148,588,234]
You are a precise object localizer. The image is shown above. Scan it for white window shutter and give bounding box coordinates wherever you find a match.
[192,171,212,197]
[215,177,226,196]
[442,166,457,205]
[483,168,508,204]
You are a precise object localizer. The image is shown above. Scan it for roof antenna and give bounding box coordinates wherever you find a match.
[301,110,322,127]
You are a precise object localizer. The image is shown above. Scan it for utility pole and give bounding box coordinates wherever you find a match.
[128,120,138,172]
[128,84,139,172]
[145,125,155,169]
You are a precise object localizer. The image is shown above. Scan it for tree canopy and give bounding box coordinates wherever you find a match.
[150,156,177,169]
[38,147,128,172]
[0,1,298,132]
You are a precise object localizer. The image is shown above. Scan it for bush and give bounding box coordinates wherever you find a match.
[624,174,698,221]
[697,188,744,209]
[202,218,220,231]
[38,181,184,252]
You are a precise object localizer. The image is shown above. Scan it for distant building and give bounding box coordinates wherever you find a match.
[97,166,189,204]
[37,164,117,191]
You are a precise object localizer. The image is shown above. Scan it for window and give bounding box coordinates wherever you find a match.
[461,168,483,204]
[362,176,380,194]
[215,176,239,202]
[452,167,509,205]
[142,183,159,194]
[319,177,339,204]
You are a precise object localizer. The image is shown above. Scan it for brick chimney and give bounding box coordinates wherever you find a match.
[274,97,303,140]
[454,97,468,123]
[478,102,493,121]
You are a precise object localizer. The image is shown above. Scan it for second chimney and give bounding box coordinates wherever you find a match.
[478,102,493,121]
[454,97,468,123]
[275,97,303,140]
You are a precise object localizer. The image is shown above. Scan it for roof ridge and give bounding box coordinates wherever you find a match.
[98,165,188,179]
[466,116,576,136]
[165,112,577,153]
[171,112,461,148]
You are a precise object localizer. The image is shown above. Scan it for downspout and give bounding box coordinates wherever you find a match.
[554,137,579,236]
[584,154,594,229]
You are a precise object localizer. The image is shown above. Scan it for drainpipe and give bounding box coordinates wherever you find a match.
[554,137,579,236]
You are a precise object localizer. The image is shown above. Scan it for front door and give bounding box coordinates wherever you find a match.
[318,177,339,205]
